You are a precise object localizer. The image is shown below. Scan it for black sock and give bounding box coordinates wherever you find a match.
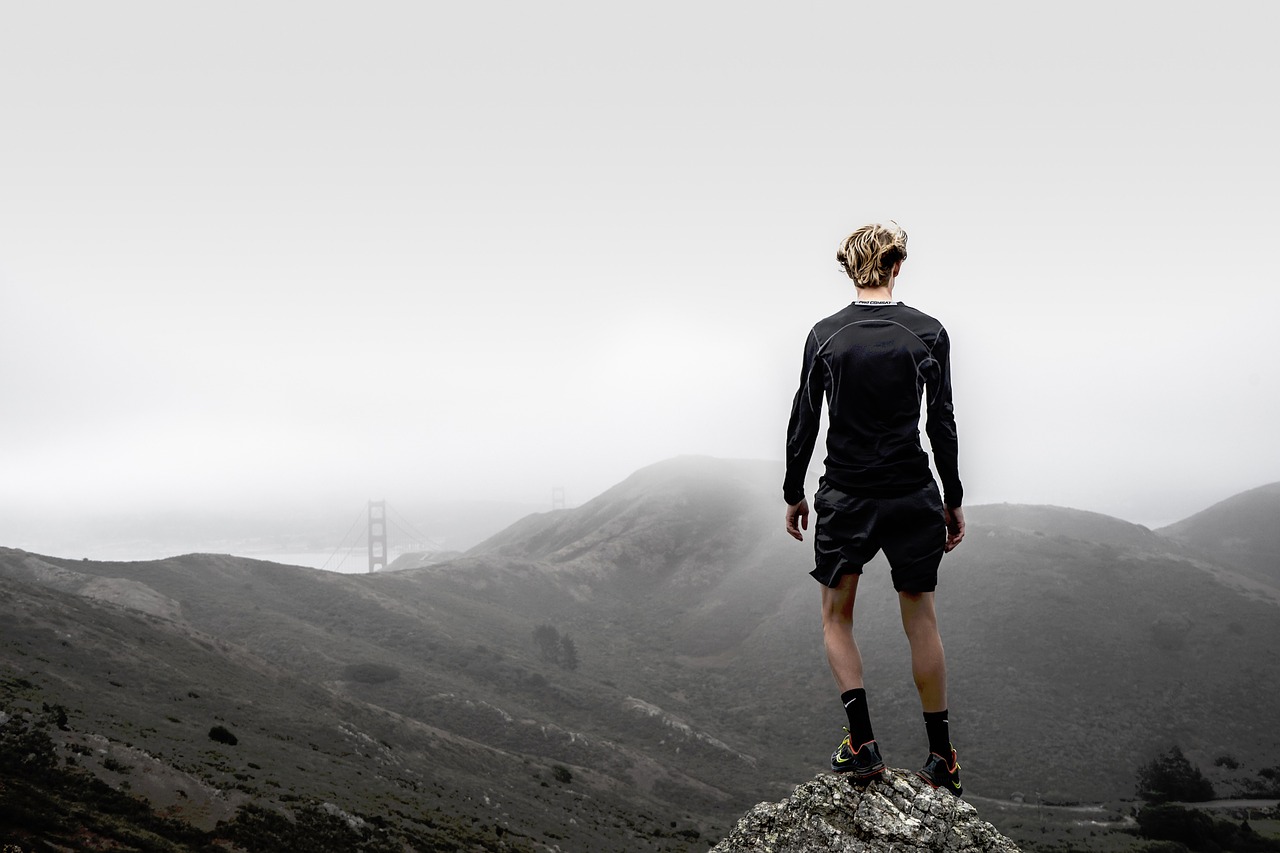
[840,688,874,746]
[924,709,951,757]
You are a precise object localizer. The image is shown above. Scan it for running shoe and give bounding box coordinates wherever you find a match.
[830,728,885,778]
[917,747,962,796]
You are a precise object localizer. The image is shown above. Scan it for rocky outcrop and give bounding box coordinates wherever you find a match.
[712,769,1020,852]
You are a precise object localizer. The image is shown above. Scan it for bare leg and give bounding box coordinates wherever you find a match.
[821,574,863,692]
[898,591,947,713]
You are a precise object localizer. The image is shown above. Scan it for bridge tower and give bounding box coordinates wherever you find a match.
[367,500,387,573]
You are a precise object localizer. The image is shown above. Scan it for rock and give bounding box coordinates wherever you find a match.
[711,769,1021,852]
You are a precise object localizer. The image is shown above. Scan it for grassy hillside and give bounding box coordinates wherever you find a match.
[4,458,1280,852]
[1159,481,1280,586]
[421,459,1280,803]
[0,549,728,851]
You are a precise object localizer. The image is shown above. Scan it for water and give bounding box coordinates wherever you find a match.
[235,549,423,573]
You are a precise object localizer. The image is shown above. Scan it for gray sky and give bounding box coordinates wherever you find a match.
[2,1,1278,541]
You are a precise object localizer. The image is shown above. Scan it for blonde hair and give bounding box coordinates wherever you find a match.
[836,222,908,289]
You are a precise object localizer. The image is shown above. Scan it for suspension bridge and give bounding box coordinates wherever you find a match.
[320,500,443,573]
[320,487,570,573]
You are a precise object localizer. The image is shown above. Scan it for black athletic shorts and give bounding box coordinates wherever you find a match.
[811,479,946,593]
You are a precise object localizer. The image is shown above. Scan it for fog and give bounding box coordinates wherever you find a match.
[2,3,1278,561]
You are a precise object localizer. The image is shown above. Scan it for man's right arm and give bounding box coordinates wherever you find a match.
[783,329,823,506]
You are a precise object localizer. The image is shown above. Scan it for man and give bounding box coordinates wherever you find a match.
[783,222,966,795]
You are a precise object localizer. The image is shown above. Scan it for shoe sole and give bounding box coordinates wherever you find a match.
[833,763,885,779]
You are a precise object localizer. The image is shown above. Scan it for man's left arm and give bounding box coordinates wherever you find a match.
[925,327,964,550]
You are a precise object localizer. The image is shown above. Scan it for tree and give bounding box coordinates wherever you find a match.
[559,635,579,671]
[532,624,582,670]
[532,624,560,662]
[1136,746,1214,802]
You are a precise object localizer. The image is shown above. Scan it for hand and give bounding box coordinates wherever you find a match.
[943,506,965,552]
[785,499,809,542]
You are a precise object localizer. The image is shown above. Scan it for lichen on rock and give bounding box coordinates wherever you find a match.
[711,769,1020,852]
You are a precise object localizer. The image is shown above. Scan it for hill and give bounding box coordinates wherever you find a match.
[439,458,1280,804]
[0,548,729,851]
[459,457,800,656]
[4,457,1280,851]
[1159,481,1280,586]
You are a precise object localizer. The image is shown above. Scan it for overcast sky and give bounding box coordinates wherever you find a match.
[2,1,1278,550]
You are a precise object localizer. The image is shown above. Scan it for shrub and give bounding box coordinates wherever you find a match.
[551,765,572,784]
[1246,766,1280,797]
[1138,841,1192,853]
[1136,803,1280,853]
[1137,805,1214,847]
[41,702,69,731]
[209,725,239,746]
[102,756,133,774]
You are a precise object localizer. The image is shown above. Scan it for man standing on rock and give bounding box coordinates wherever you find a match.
[783,222,965,794]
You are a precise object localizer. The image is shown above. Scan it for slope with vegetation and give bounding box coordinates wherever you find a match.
[3,458,1280,852]
[1159,482,1280,587]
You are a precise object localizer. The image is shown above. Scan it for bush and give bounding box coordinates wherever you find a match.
[1136,803,1280,853]
[1245,766,1280,797]
[1139,842,1192,853]
[551,765,572,784]
[208,725,238,746]
[1136,746,1214,803]
[101,756,133,774]
[41,702,69,731]
[1137,804,1215,847]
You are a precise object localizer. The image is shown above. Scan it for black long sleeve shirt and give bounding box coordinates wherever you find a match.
[783,301,962,509]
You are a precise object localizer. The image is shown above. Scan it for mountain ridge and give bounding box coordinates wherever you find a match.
[4,457,1279,851]
[1159,481,1280,587]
